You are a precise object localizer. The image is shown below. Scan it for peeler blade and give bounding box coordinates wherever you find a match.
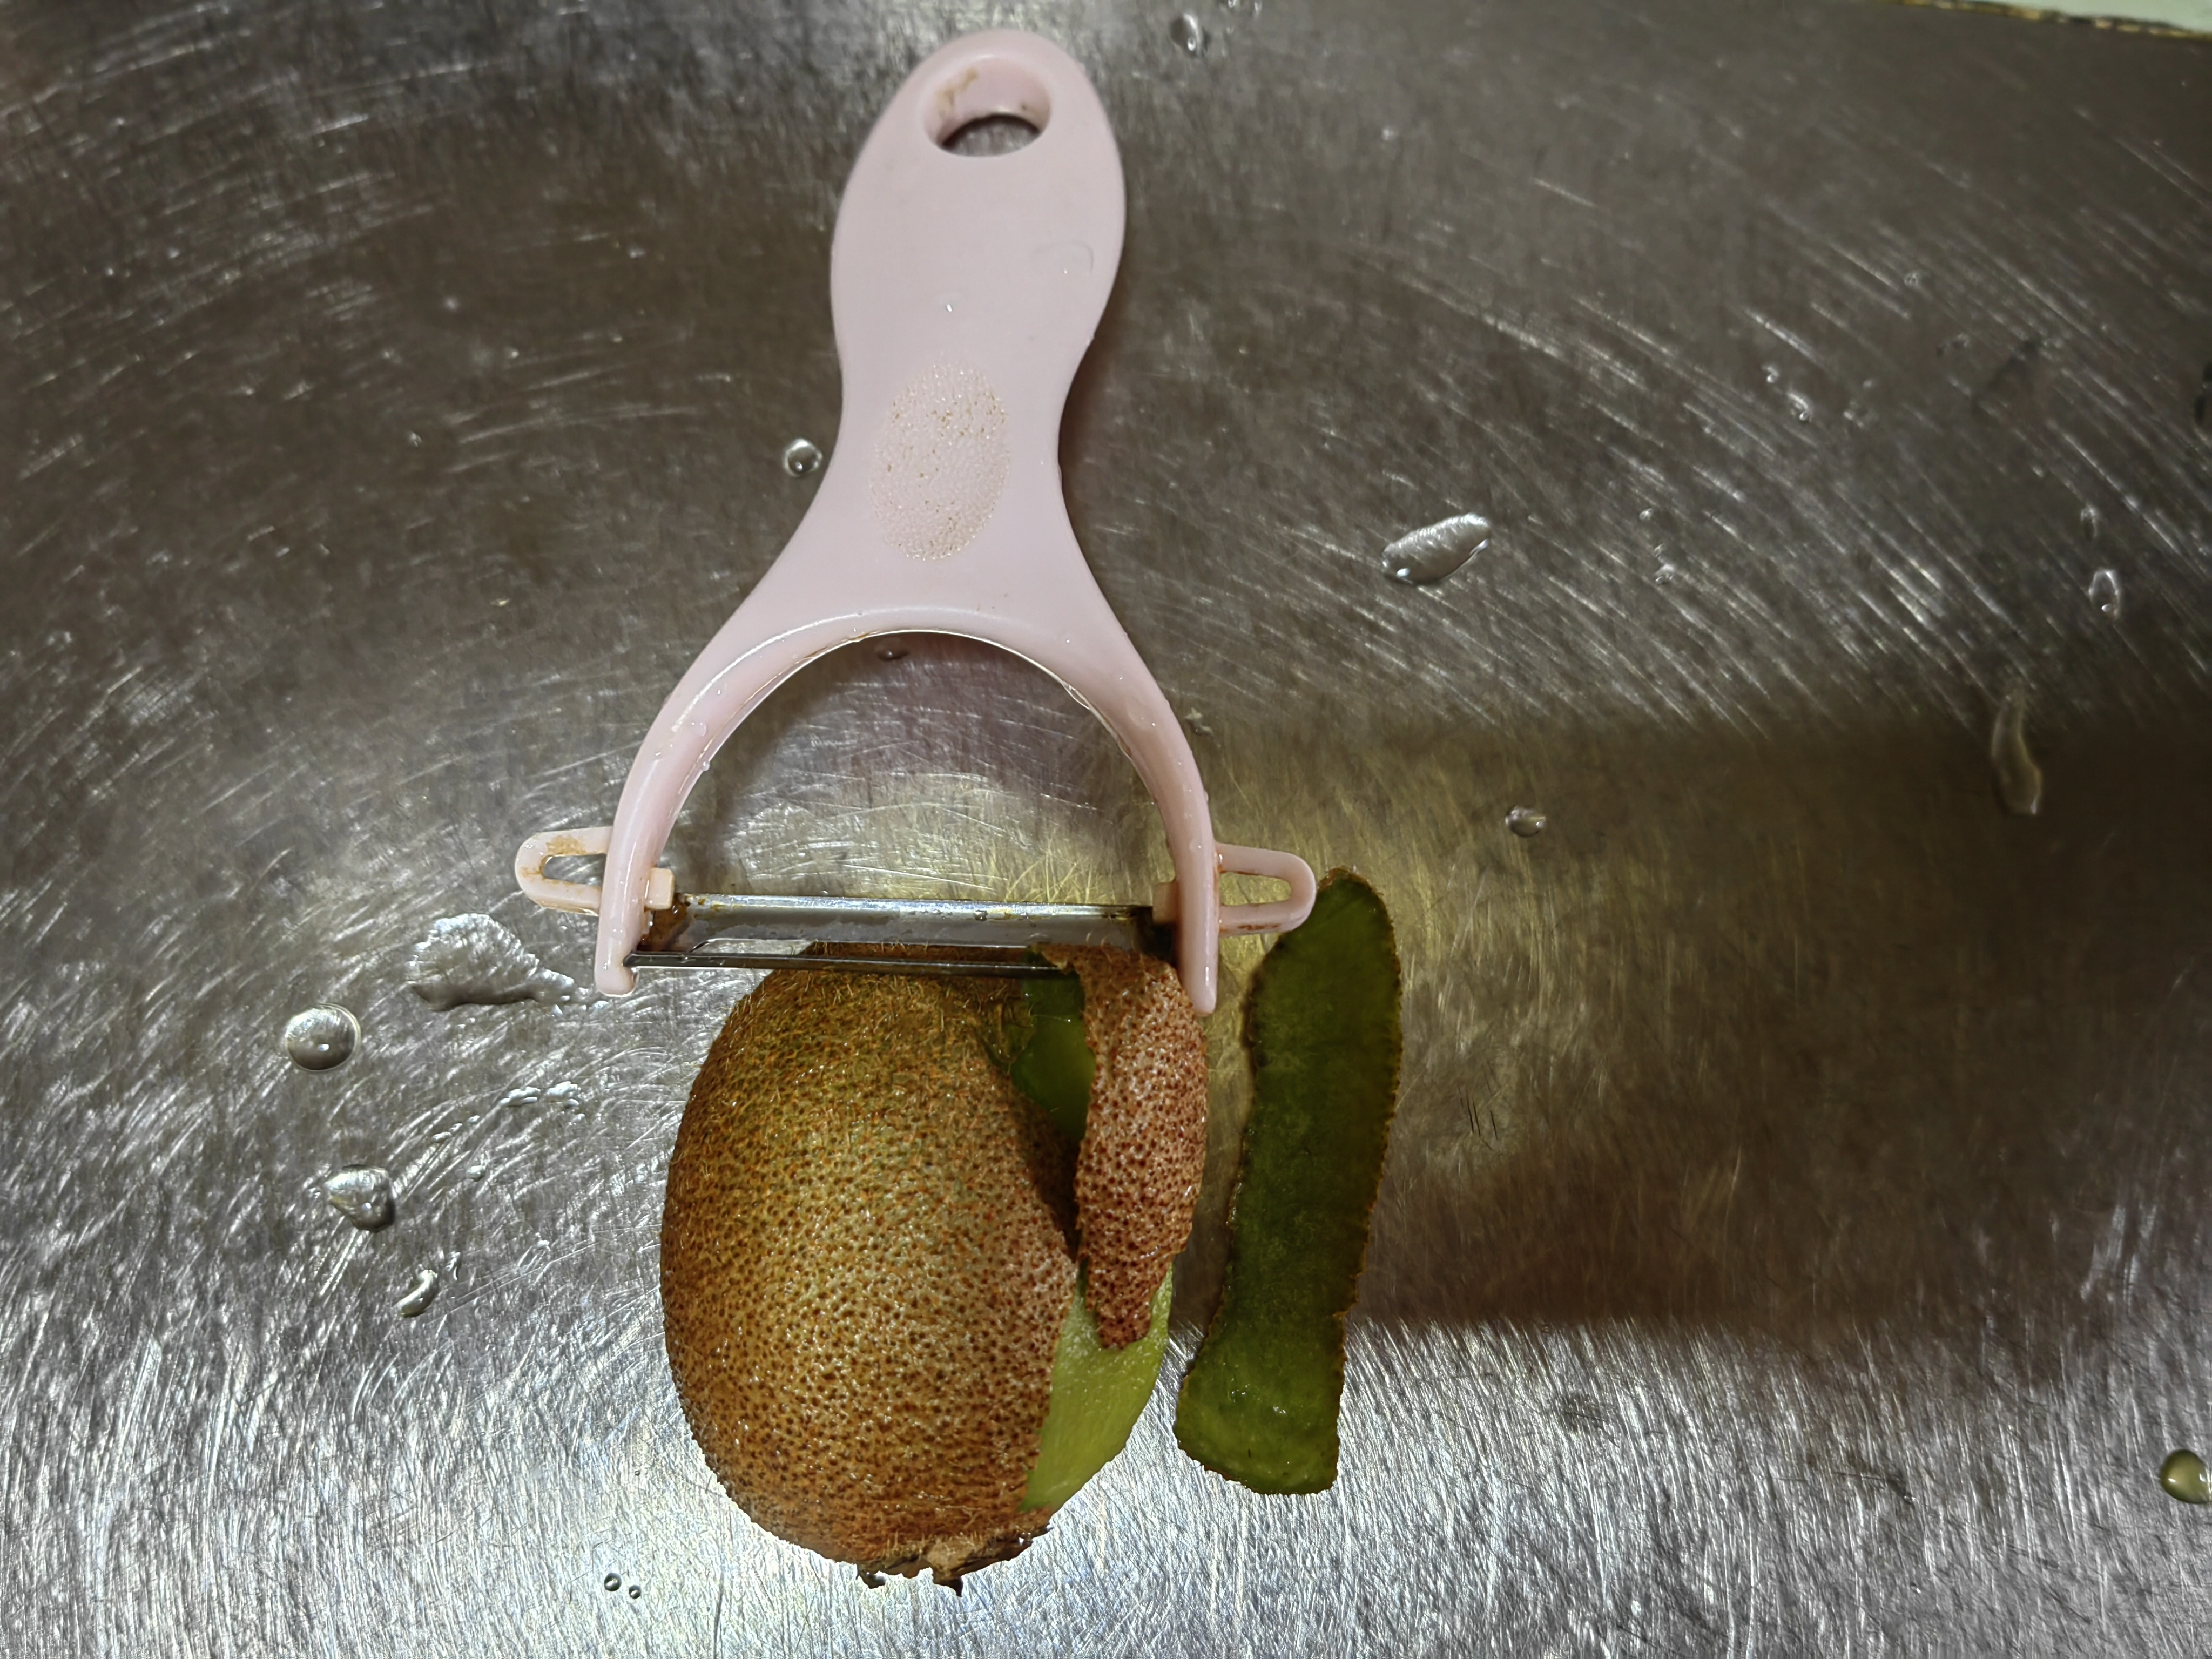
[627,893,1169,977]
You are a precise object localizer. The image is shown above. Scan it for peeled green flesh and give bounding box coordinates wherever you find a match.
[1024,1272,1173,1512]
[1173,873,1402,1494]
[1009,973,1092,1141]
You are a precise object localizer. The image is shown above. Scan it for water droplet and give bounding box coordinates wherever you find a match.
[1655,563,1679,584]
[2161,1448,2210,1503]
[407,914,578,1010]
[1637,508,1655,523]
[322,1166,394,1231]
[781,438,823,478]
[1506,807,1547,838]
[1990,688,2043,817]
[283,1004,359,1071]
[2088,568,2122,620]
[395,1267,440,1318]
[2080,504,2101,541]
[1383,513,1491,586]
[544,1081,584,1109]
[431,1129,451,1144]
[604,1574,622,1592]
[628,1585,642,1600]
[1786,391,1813,423]
[875,641,909,662]
[1761,363,1781,387]
[468,1164,487,1182]
[1170,12,1208,54]
[498,1085,542,1109]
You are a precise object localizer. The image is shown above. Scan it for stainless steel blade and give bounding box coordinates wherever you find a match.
[626,893,1169,974]
[623,949,1063,977]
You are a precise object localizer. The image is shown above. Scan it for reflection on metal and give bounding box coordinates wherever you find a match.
[4,0,2211,1651]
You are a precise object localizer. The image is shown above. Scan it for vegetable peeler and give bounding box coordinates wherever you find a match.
[512,30,1314,1015]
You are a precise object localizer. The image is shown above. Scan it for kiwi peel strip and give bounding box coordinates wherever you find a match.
[1173,871,1402,1494]
[997,962,1176,1509]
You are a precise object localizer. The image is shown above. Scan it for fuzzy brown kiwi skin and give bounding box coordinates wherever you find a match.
[659,964,1074,1577]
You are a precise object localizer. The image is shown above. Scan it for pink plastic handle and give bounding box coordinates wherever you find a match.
[588,31,1295,1014]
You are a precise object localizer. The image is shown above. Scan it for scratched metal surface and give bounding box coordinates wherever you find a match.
[4,0,2211,1651]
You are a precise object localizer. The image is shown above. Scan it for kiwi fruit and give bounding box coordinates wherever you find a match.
[660,945,1207,1586]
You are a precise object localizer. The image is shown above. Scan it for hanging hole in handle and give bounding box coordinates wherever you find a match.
[926,58,1053,152]
[941,114,1040,157]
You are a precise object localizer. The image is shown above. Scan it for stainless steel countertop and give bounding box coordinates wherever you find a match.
[4,1,2210,1652]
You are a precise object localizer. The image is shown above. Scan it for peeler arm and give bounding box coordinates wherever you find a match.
[583,522,1240,1011]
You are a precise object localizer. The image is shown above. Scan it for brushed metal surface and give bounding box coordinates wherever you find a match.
[4,0,2210,1653]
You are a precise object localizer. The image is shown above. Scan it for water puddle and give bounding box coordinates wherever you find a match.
[407,914,578,1010]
